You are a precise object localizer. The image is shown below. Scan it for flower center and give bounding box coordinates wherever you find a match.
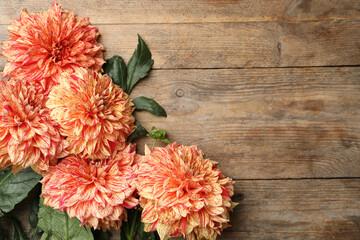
[51,42,71,62]
[88,160,107,185]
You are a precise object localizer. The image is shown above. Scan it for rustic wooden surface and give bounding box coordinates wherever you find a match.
[0,1,359,240]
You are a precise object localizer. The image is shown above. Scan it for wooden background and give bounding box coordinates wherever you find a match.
[1,0,360,239]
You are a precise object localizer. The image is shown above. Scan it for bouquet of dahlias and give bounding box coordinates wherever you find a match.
[0,3,237,240]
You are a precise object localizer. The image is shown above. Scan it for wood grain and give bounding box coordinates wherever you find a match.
[130,67,360,179]
[0,0,359,25]
[4,179,359,240]
[1,20,359,70]
[222,179,360,240]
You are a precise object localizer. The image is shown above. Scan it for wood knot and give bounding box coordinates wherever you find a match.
[175,89,185,97]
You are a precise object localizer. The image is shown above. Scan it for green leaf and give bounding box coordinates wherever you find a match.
[127,35,154,94]
[149,126,157,135]
[133,97,167,117]
[0,168,41,217]
[146,126,170,144]
[139,222,160,240]
[37,198,94,240]
[39,233,51,240]
[103,55,128,93]
[128,121,149,141]
[9,218,27,240]
[158,130,166,138]
[152,132,162,139]
[29,185,41,240]
[29,185,40,228]
[92,230,112,240]
[160,139,171,144]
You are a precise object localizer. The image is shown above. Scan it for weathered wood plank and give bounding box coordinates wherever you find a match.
[0,0,359,25]
[1,21,359,69]
[5,179,360,240]
[130,67,360,179]
[221,179,360,240]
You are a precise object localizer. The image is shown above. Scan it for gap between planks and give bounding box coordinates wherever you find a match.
[1,0,360,25]
[232,177,360,181]
[149,64,360,71]
[0,18,359,26]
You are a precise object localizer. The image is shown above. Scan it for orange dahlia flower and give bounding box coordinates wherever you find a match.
[0,127,11,169]
[1,2,104,94]
[41,144,139,230]
[134,143,237,240]
[46,68,135,159]
[0,80,68,174]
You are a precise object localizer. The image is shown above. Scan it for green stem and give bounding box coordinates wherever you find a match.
[125,220,130,239]
[124,210,139,240]
[152,139,158,149]
[128,210,139,240]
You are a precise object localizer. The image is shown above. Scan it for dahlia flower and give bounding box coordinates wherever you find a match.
[46,68,136,159]
[1,2,104,94]
[134,143,237,240]
[0,80,68,174]
[41,144,139,230]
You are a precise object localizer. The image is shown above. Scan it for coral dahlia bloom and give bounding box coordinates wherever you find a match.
[41,144,139,230]
[134,143,238,240]
[0,80,68,174]
[46,68,135,159]
[1,3,104,94]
